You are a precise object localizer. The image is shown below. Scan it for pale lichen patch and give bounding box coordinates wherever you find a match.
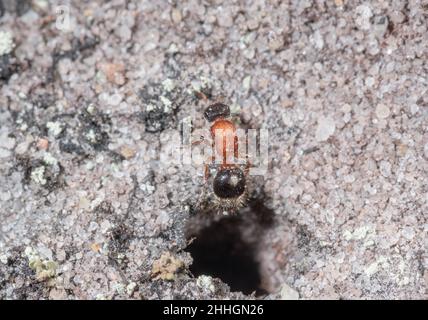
[46,121,64,137]
[151,252,184,281]
[24,247,58,281]
[196,275,215,293]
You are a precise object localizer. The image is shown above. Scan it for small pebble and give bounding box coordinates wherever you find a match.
[375,103,390,119]
[37,138,49,150]
[280,284,299,300]
[247,19,259,30]
[120,145,136,159]
[315,116,336,142]
[171,9,182,24]
[242,75,251,90]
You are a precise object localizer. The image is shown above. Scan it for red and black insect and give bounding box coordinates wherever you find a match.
[195,102,249,212]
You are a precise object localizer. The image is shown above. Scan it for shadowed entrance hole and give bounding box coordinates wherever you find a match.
[185,199,275,296]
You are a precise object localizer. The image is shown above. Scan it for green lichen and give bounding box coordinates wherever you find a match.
[86,129,97,143]
[0,31,14,55]
[126,282,137,295]
[196,275,215,293]
[86,103,96,114]
[43,152,58,166]
[46,121,63,137]
[162,78,176,92]
[25,247,58,281]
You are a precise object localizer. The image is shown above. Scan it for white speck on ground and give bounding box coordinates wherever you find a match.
[30,166,47,185]
[0,0,426,301]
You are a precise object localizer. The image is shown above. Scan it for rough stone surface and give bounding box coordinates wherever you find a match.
[0,0,427,300]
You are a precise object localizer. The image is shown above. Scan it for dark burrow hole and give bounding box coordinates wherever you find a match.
[185,198,275,296]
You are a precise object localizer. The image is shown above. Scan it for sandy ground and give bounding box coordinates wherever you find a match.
[0,0,427,300]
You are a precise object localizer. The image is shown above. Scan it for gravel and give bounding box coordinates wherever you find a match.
[0,0,427,300]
